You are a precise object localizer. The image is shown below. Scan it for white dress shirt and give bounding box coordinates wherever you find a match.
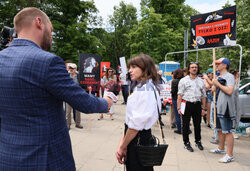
[178,75,206,102]
[126,79,161,130]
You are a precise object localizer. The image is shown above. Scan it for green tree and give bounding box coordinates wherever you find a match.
[43,0,101,63]
[128,7,182,63]
[107,1,138,65]
[215,1,249,76]
[0,0,46,27]
[234,0,250,76]
[186,1,249,75]
[88,28,117,65]
[137,0,199,65]
[0,0,102,64]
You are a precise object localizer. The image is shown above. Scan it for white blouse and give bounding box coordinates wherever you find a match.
[126,79,161,131]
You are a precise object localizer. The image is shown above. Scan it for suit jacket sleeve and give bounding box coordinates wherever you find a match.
[44,56,108,113]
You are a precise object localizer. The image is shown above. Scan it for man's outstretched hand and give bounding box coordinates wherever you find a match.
[103,96,113,110]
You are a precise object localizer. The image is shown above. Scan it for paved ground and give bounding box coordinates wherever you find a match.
[69,95,250,171]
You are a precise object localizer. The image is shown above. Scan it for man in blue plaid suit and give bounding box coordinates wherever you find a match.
[0,7,112,170]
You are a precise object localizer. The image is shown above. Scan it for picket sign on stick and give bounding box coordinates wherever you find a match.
[212,48,216,128]
[88,87,91,131]
[157,120,166,144]
[169,106,172,128]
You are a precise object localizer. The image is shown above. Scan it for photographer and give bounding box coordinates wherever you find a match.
[210,58,235,163]
[0,26,16,50]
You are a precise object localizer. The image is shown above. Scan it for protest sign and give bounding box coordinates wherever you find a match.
[79,53,101,91]
[100,62,110,78]
[159,84,172,104]
[119,57,127,76]
[190,6,236,49]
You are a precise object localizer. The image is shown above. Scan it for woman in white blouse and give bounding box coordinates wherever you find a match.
[116,54,161,171]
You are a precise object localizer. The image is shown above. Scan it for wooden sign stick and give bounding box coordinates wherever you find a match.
[212,48,216,128]
[88,87,91,131]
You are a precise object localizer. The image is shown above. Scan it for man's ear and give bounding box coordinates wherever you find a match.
[34,17,43,30]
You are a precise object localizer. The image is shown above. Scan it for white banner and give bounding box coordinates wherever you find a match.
[119,57,127,76]
[159,84,172,103]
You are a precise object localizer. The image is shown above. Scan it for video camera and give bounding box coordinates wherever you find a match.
[0,26,16,50]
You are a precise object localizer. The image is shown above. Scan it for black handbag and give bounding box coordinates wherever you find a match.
[135,85,168,167]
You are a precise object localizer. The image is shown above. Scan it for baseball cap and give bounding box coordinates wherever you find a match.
[68,63,77,69]
[215,58,230,66]
[206,68,213,74]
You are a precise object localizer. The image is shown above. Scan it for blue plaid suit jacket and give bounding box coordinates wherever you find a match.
[0,39,108,170]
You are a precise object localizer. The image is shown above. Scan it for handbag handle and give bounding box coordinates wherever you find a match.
[136,134,160,146]
[151,84,166,144]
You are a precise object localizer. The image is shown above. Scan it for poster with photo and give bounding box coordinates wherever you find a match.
[190,6,236,49]
[79,53,101,91]
[100,62,110,78]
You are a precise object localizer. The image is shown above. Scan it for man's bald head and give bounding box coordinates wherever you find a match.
[14,7,50,34]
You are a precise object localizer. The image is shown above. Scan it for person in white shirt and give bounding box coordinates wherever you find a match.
[116,54,161,171]
[120,71,129,104]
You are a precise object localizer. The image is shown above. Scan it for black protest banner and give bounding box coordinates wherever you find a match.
[79,53,101,91]
[190,6,236,49]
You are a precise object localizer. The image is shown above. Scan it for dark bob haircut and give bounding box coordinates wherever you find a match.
[127,54,158,82]
[173,68,184,79]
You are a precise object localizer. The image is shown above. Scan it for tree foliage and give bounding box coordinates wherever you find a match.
[0,0,102,64]
[127,7,182,63]
[214,0,250,76]
[107,1,138,66]
[0,0,249,74]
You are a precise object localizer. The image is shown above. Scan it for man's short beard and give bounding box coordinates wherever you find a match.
[41,27,51,51]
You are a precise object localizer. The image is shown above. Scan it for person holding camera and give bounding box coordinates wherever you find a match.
[99,67,116,120]
[210,58,236,163]
[66,63,83,129]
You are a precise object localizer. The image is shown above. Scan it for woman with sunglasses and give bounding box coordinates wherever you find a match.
[116,54,161,171]
[99,68,116,120]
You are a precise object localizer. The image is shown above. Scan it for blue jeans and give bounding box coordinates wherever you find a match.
[216,117,233,133]
[121,85,129,103]
[216,104,233,133]
[172,100,181,132]
[206,92,213,103]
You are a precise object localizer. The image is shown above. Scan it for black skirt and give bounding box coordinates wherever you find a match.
[124,124,154,171]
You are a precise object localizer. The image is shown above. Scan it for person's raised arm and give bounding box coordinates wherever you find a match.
[45,56,112,113]
[203,75,213,87]
[212,78,234,95]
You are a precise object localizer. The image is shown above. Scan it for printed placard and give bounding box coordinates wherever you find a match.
[79,53,101,91]
[190,6,236,49]
[159,84,172,103]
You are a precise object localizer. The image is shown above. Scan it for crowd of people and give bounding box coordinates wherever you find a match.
[0,7,243,171]
[41,54,243,169]
[164,59,240,164]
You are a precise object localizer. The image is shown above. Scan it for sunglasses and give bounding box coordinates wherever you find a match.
[189,62,198,65]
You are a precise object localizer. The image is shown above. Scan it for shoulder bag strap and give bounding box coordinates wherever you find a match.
[151,84,166,144]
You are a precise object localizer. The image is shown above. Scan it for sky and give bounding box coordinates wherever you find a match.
[92,0,235,27]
